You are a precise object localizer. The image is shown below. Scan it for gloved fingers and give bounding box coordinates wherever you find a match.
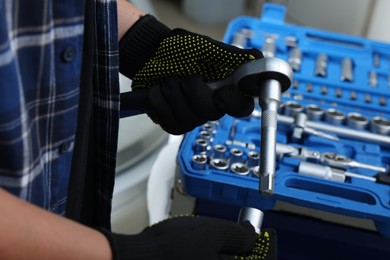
[148,84,189,135]
[213,86,255,118]
[132,216,259,260]
[180,75,224,121]
[207,219,257,256]
[148,79,208,135]
[159,77,205,127]
[227,228,278,260]
[131,28,265,88]
[168,28,264,61]
[143,216,256,255]
[148,76,227,135]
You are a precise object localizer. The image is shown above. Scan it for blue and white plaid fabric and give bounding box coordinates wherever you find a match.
[0,0,119,226]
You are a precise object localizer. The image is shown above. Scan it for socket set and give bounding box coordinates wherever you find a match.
[177,4,390,237]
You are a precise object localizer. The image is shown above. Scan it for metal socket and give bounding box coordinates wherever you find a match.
[232,29,252,49]
[199,130,213,142]
[191,154,208,170]
[263,36,276,58]
[284,101,304,117]
[370,116,390,135]
[231,162,250,176]
[229,148,244,164]
[288,47,302,72]
[340,58,354,82]
[247,150,260,168]
[209,158,229,171]
[305,104,324,121]
[347,112,369,130]
[202,123,217,134]
[252,165,260,177]
[238,207,264,234]
[314,53,328,77]
[212,144,227,159]
[193,138,209,154]
[369,71,377,87]
[325,108,345,125]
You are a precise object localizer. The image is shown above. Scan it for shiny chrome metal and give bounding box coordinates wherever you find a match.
[320,152,387,173]
[238,207,264,234]
[346,113,369,130]
[191,154,208,170]
[231,162,250,176]
[370,116,390,135]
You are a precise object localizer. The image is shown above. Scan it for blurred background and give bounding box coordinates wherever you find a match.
[112,0,390,235]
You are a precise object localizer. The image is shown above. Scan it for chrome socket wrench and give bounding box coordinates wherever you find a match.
[320,152,387,173]
[298,161,377,182]
[278,113,390,147]
[122,57,293,195]
[292,112,339,141]
[213,58,292,195]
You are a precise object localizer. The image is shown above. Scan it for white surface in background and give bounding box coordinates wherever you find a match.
[367,0,390,42]
[111,139,167,234]
[147,135,183,225]
[286,0,372,37]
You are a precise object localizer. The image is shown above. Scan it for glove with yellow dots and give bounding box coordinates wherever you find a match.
[98,215,277,260]
[233,229,277,260]
[119,15,263,134]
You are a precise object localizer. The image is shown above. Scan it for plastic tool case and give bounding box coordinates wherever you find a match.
[177,3,390,237]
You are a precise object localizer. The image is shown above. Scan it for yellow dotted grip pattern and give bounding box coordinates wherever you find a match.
[132,29,258,88]
[233,231,273,260]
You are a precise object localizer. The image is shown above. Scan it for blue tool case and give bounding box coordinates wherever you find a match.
[177,3,390,237]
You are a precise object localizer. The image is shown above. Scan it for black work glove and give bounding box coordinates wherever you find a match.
[119,15,263,135]
[99,215,277,260]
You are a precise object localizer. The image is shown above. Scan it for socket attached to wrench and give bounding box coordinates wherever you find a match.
[122,57,293,196]
[237,58,293,195]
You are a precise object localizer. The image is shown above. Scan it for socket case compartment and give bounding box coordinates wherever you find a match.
[177,3,390,237]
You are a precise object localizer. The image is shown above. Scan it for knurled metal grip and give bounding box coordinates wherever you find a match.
[235,58,292,195]
[230,58,293,195]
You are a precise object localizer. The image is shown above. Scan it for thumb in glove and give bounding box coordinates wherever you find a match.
[98,215,257,260]
[119,15,263,134]
[144,75,254,135]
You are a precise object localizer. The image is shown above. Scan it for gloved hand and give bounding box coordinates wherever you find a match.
[98,215,277,260]
[119,15,263,135]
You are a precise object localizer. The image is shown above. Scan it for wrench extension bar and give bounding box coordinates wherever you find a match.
[277,113,390,147]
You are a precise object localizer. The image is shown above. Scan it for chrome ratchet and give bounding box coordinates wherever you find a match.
[320,152,387,173]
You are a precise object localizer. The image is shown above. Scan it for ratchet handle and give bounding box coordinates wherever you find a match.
[120,78,233,118]
[120,88,151,117]
[120,58,292,117]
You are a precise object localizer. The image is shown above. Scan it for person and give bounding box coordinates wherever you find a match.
[0,0,276,259]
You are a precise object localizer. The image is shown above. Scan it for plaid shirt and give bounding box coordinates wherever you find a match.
[0,0,119,226]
